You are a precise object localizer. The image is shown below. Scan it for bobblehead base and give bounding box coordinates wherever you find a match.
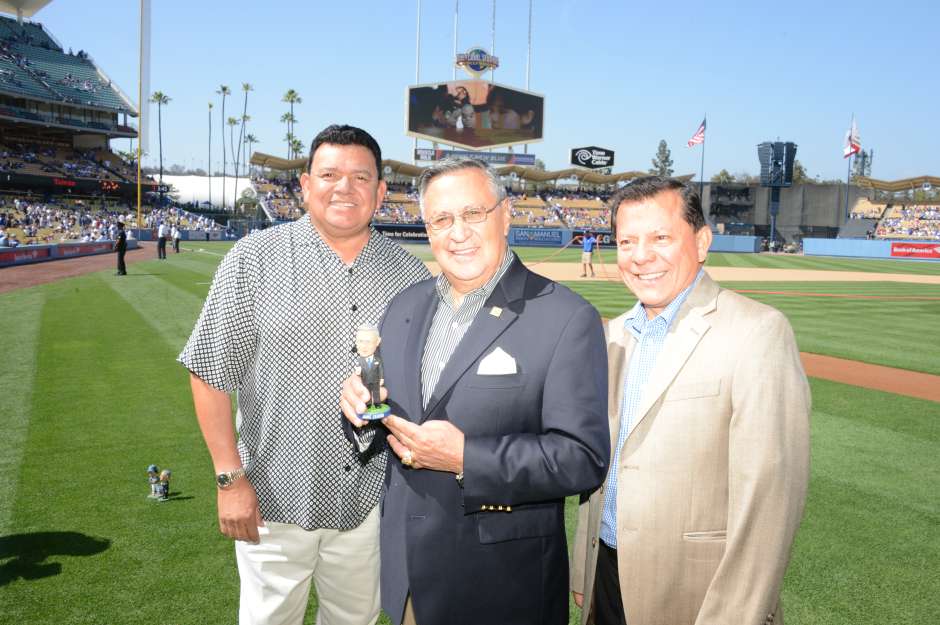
[359,403,391,421]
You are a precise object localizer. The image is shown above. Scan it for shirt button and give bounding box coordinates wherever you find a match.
[348,268,354,275]
[351,345,358,354]
[439,362,445,369]
[344,465,351,472]
[351,304,358,312]
[451,322,458,329]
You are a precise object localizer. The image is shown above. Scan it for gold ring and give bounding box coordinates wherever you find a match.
[402,451,414,467]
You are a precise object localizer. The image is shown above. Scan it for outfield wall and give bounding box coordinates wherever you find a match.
[803,238,940,260]
[133,229,226,242]
[709,235,761,253]
[0,240,140,268]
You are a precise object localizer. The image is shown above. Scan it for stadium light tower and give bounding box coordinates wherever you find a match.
[757,141,797,251]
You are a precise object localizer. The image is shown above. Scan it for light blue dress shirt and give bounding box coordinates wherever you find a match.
[599,268,704,548]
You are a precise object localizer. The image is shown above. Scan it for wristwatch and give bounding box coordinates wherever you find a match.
[216,468,247,490]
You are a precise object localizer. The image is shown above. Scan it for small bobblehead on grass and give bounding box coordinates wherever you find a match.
[354,324,390,420]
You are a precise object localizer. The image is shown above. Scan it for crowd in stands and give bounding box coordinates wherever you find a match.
[0,194,224,247]
[0,141,138,183]
[876,205,940,240]
[144,206,222,232]
[253,176,304,221]
[249,175,616,230]
[0,195,134,246]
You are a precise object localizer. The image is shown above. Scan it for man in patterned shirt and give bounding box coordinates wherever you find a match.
[179,125,429,625]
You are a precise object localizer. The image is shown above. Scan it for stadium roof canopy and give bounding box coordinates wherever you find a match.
[249,151,693,185]
[0,0,53,18]
[855,175,940,192]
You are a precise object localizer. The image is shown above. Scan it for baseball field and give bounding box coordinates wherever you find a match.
[0,243,937,625]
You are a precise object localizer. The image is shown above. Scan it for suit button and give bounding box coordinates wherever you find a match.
[591,538,597,547]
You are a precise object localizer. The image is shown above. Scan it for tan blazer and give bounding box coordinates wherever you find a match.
[571,273,810,625]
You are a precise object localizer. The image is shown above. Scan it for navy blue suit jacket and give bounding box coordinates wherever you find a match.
[367,258,609,625]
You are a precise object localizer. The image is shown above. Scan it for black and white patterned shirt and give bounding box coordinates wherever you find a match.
[420,250,515,407]
[178,215,430,530]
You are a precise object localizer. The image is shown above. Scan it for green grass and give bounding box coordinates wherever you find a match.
[563,280,940,376]
[189,239,940,276]
[0,249,937,624]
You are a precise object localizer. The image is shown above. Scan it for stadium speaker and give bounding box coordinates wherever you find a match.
[757,141,798,187]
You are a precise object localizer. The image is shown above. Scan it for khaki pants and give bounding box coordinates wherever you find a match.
[235,507,381,625]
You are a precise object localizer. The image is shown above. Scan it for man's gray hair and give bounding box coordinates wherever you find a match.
[416,157,506,214]
[356,323,379,335]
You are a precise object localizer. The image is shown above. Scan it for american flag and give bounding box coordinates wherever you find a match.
[843,116,861,158]
[687,118,706,147]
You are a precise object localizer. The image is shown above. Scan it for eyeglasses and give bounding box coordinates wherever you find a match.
[425,199,503,232]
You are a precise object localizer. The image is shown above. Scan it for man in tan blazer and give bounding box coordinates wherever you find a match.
[571,177,810,625]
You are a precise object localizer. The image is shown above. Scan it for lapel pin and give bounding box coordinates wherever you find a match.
[490,306,502,318]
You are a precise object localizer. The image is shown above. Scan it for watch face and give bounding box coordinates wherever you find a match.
[216,474,230,488]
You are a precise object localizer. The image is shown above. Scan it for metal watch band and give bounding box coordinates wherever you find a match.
[216,467,246,489]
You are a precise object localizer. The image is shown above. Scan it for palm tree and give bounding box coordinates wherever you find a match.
[149,91,171,194]
[284,131,295,159]
[216,84,231,209]
[234,83,252,180]
[290,137,304,162]
[244,133,258,178]
[282,89,302,158]
[234,113,251,199]
[207,102,213,207]
[280,112,296,158]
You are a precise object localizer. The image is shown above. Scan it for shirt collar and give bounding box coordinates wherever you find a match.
[624,267,705,336]
[301,214,381,269]
[435,248,515,309]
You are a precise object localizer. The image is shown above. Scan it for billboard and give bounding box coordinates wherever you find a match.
[890,242,940,259]
[406,80,544,151]
[415,148,535,166]
[571,146,615,169]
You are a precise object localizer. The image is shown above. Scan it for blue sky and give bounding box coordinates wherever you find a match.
[23,0,940,181]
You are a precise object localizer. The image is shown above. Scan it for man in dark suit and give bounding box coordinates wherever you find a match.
[341,157,610,625]
[354,324,384,408]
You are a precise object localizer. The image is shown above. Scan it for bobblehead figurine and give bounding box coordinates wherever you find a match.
[158,469,172,500]
[354,324,390,420]
[147,464,161,499]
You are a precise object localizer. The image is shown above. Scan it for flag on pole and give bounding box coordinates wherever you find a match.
[843,116,861,158]
[687,118,706,147]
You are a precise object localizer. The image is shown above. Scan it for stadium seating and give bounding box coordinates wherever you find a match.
[875,205,940,240]
[0,15,130,112]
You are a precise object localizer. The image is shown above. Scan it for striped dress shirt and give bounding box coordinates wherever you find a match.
[599,269,704,547]
[420,250,515,408]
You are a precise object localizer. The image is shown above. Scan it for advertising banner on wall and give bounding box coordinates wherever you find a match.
[406,80,544,151]
[414,148,535,166]
[570,146,615,169]
[890,242,940,259]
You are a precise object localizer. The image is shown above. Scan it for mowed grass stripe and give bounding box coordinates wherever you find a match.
[781,378,940,625]
[106,265,207,352]
[782,380,939,625]
[0,289,43,534]
[3,272,239,624]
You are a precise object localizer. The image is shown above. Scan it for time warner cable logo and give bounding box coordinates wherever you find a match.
[571,146,614,169]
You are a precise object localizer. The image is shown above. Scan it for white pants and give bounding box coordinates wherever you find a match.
[235,507,381,625]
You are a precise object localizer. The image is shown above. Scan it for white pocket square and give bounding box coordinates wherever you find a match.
[477,347,517,375]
